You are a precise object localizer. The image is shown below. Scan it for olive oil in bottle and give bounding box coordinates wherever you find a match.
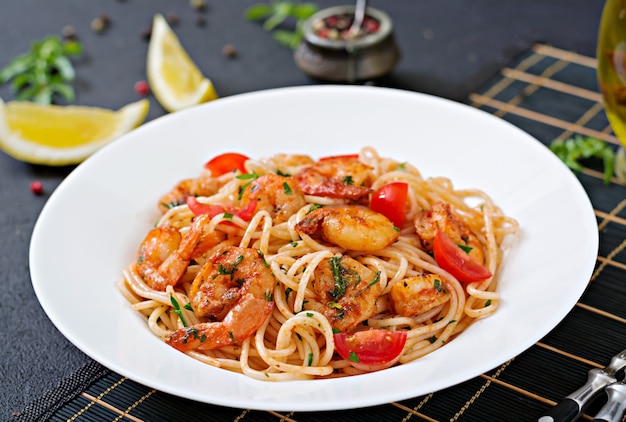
[597,0,626,181]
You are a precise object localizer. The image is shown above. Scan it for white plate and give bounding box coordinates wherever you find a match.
[30,86,598,411]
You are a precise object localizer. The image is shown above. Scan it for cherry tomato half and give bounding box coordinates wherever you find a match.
[432,230,492,283]
[333,329,407,366]
[186,196,257,222]
[203,152,249,176]
[370,182,408,228]
[186,196,226,218]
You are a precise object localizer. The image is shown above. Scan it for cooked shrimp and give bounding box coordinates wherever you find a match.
[389,274,450,317]
[136,214,223,291]
[267,153,314,175]
[166,246,276,352]
[295,206,399,251]
[239,174,306,223]
[306,255,382,332]
[414,201,485,265]
[295,156,373,200]
[158,176,220,213]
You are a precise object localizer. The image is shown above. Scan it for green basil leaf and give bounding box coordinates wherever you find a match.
[244,4,274,21]
[50,82,76,103]
[291,3,318,19]
[53,56,75,81]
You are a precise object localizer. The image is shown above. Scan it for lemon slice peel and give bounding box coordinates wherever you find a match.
[0,98,149,166]
[147,13,218,113]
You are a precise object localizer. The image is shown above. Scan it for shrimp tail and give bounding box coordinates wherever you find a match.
[166,295,274,352]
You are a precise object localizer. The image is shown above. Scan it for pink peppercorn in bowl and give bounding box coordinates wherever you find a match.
[294,5,400,83]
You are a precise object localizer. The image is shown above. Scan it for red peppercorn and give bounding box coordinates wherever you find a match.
[30,180,44,195]
[134,80,150,96]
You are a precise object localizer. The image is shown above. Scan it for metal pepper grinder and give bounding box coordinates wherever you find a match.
[294,0,400,83]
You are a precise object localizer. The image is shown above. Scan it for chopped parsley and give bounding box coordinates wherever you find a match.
[282,181,293,195]
[217,255,244,280]
[170,294,188,327]
[348,351,360,362]
[285,287,293,301]
[257,249,270,267]
[328,256,361,299]
[458,244,473,254]
[355,271,381,297]
[433,278,442,292]
[307,203,322,214]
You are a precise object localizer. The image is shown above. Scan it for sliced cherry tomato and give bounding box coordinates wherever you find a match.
[186,196,257,222]
[319,153,360,161]
[186,196,227,218]
[203,152,249,176]
[432,230,492,283]
[333,329,407,366]
[370,182,408,227]
[235,199,257,221]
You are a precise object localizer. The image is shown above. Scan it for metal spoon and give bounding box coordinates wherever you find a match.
[347,0,367,39]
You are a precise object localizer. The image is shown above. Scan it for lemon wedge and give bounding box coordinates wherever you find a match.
[147,13,218,112]
[0,98,149,166]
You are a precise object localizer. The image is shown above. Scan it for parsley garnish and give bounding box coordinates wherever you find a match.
[0,35,83,104]
[549,135,615,185]
[257,249,270,267]
[307,353,313,366]
[244,1,318,50]
[433,278,442,292]
[170,294,188,327]
[217,255,244,280]
[458,244,473,254]
[307,204,322,214]
[236,172,259,199]
[328,256,348,298]
[348,351,360,362]
[355,271,381,297]
[283,181,293,195]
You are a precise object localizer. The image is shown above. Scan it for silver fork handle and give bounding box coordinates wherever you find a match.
[591,382,626,422]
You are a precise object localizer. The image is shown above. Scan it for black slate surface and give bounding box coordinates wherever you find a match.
[0,1,606,419]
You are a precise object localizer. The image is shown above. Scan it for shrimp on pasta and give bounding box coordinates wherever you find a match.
[166,246,275,352]
[119,147,519,380]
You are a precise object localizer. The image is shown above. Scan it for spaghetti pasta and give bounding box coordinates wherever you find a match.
[119,146,518,380]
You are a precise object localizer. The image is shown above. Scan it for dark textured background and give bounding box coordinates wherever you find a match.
[0,1,605,419]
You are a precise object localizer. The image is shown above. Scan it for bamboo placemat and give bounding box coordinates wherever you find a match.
[14,43,626,422]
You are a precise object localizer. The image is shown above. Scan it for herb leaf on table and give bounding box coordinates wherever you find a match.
[0,35,83,104]
[244,1,318,50]
[549,135,615,185]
